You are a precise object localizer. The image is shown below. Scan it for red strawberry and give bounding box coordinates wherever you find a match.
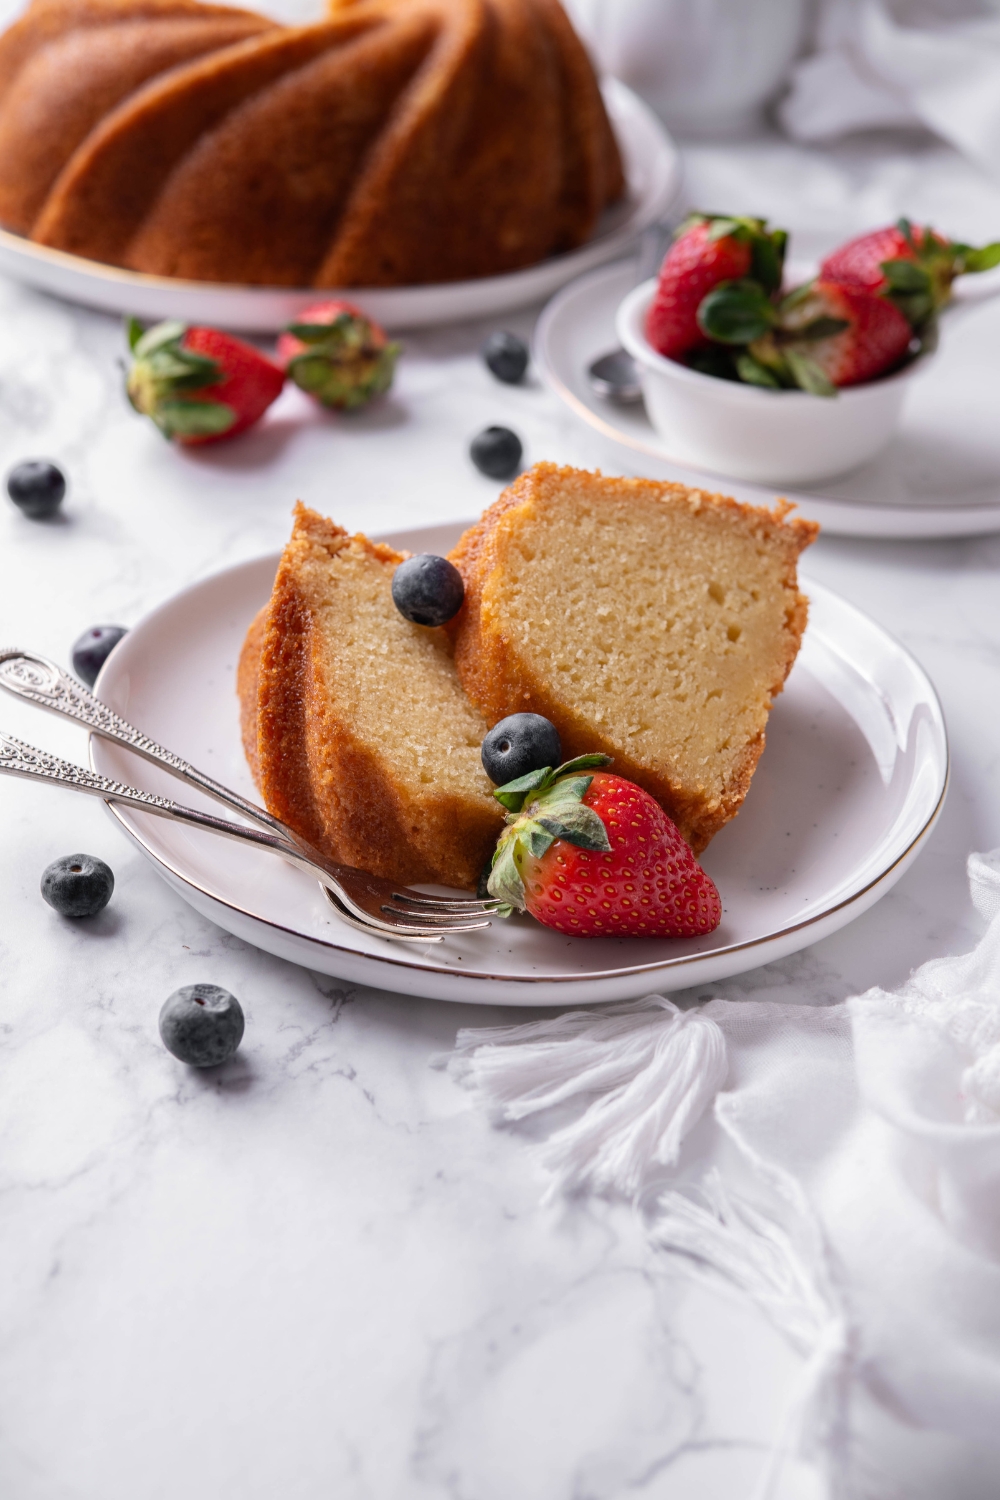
[772,279,913,392]
[487,755,721,939]
[125,319,284,444]
[645,213,788,360]
[820,219,1000,327]
[278,300,400,410]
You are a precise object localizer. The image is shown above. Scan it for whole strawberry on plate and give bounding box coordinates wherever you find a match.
[125,319,285,444]
[820,218,1000,327]
[487,754,722,938]
[278,300,400,411]
[645,212,788,361]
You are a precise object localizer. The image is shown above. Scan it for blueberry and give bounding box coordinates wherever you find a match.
[159,983,245,1068]
[40,853,114,917]
[482,713,562,785]
[6,459,66,520]
[391,554,465,627]
[482,331,529,384]
[71,624,128,687]
[470,425,522,479]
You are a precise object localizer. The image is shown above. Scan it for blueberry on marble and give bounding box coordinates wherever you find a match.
[6,459,66,520]
[470,425,522,479]
[41,853,114,918]
[482,713,562,785]
[391,554,465,627]
[482,331,529,385]
[71,624,128,687]
[159,983,245,1068]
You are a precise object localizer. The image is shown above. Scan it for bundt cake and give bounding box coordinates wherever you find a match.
[447,464,819,852]
[239,503,504,890]
[0,0,624,286]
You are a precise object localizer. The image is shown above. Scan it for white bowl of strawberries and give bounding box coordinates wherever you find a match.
[617,215,999,486]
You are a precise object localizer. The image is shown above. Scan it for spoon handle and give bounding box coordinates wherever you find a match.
[0,648,286,835]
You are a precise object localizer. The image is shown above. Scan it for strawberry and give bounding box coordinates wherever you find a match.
[645,212,788,360]
[763,279,913,393]
[697,276,913,394]
[487,755,722,939]
[820,219,1000,328]
[125,319,284,444]
[277,300,400,410]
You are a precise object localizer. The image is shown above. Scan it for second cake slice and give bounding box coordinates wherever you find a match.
[448,463,819,852]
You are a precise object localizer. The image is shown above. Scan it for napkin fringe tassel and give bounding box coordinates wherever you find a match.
[652,1169,852,1500]
[443,995,727,1202]
[443,994,856,1497]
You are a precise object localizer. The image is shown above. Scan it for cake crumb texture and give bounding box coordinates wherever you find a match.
[448,463,819,852]
[242,503,503,890]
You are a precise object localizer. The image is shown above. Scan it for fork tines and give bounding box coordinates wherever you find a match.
[391,891,500,913]
[381,904,492,930]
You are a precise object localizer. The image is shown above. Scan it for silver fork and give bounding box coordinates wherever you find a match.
[0,650,498,942]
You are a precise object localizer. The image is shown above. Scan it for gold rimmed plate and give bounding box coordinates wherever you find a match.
[86,519,948,1006]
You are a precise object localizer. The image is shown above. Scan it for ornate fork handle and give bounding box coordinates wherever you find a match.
[0,648,286,835]
[0,650,493,940]
[0,731,176,810]
[0,729,298,852]
[0,730,458,943]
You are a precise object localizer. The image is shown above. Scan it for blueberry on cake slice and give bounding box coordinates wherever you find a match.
[447,463,819,853]
[238,503,503,890]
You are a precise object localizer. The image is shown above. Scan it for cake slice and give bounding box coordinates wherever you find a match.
[447,463,819,853]
[239,503,503,890]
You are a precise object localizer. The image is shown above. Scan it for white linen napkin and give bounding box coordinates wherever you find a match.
[780,0,1000,181]
[442,847,1000,1494]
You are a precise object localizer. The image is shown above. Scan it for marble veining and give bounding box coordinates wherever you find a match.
[2,118,1000,1498]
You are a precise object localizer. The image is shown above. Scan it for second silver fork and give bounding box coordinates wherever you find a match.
[0,649,499,943]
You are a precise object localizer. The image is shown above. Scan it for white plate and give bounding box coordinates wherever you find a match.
[88,520,947,1007]
[534,260,1000,540]
[0,82,678,334]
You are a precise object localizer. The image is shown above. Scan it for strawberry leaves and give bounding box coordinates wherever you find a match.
[697,280,776,344]
[957,242,1000,274]
[279,303,400,411]
[750,228,787,294]
[125,318,236,440]
[486,755,613,913]
[491,753,611,812]
[783,349,837,397]
[883,218,1000,324]
[691,282,844,395]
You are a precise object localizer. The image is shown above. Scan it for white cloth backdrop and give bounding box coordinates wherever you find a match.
[781,0,1000,180]
[444,849,1000,1497]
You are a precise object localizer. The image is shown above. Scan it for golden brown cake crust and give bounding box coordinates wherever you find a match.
[0,9,273,234]
[1,0,625,287]
[237,602,267,788]
[447,463,819,853]
[242,504,504,890]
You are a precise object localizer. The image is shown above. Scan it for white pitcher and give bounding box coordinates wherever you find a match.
[565,0,810,138]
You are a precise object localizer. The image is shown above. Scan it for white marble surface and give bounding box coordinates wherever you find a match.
[3,123,1000,1499]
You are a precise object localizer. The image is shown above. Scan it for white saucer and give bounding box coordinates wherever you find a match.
[0,82,678,334]
[534,260,1000,539]
[88,519,947,1007]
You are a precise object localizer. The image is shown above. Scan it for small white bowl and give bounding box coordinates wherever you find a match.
[616,278,930,486]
